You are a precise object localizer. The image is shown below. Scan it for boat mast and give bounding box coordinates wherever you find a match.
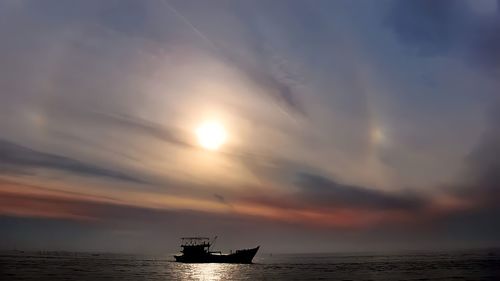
[209,236,218,252]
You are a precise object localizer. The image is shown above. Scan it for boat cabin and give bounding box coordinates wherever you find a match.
[180,237,211,255]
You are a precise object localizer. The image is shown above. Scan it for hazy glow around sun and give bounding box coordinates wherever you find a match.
[196,121,227,150]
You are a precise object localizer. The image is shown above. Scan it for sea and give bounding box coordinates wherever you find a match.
[1,249,499,280]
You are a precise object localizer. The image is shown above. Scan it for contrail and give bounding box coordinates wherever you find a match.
[160,0,218,51]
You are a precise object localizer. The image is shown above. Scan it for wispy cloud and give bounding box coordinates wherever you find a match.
[294,172,426,211]
[0,139,146,184]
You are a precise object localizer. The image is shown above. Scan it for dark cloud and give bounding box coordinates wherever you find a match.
[385,0,500,71]
[94,112,194,148]
[459,103,500,205]
[0,139,146,184]
[240,170,427,216]
[295,172,426,211]
[223,54,306,117]
[423,103,500,246]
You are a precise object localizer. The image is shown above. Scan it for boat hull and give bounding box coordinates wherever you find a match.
[174,246,259,264]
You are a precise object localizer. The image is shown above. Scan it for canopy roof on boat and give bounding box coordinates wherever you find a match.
[180,237,210,240]
[180,237,212,246]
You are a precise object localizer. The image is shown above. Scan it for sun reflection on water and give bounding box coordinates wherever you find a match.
[177,263,244,281]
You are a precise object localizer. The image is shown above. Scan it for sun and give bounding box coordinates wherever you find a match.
[196,121,227,150]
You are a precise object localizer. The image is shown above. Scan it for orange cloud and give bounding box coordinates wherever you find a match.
[0,177,487,230]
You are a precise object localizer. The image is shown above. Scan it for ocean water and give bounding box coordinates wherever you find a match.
[1,249,499,280]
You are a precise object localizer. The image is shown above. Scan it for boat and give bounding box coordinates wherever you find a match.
[174,237,259,264]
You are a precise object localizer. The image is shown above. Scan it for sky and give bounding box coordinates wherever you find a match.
[0,0,499,254]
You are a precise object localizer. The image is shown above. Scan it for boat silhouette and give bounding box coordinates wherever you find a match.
[174,237,259,264]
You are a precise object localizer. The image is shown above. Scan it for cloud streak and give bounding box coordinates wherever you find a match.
[0,139,146,184]
[295,172,425,211]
